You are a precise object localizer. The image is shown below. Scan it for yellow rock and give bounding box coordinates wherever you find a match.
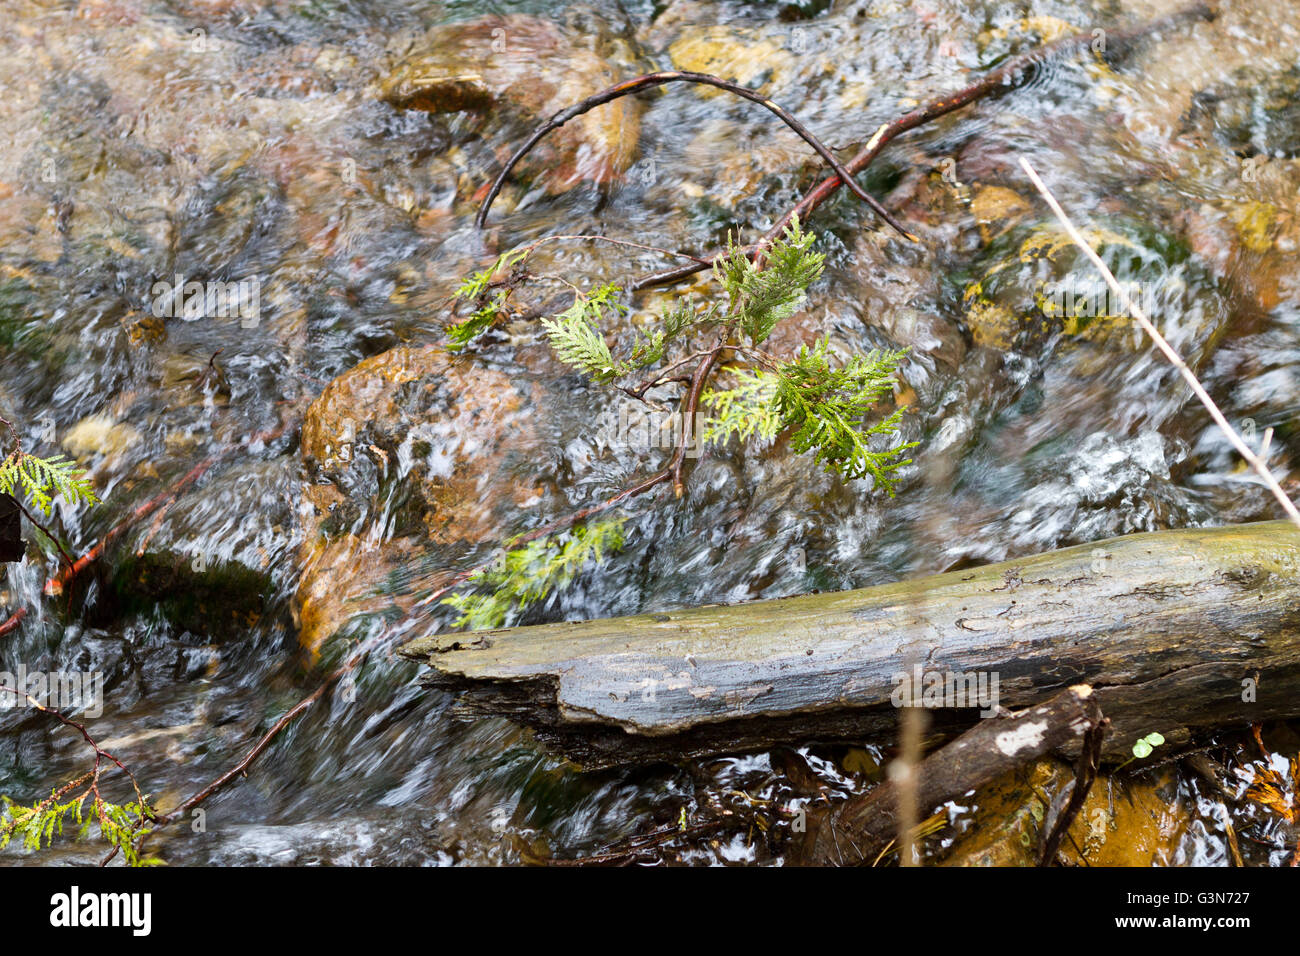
[970,185,1031,244]
[939,759,1060,867]
[964,299,1021,350]
[978,16,1077,52]
[1233,200,1278,254]
[668,27,793,88]
[62,414,140,465]
[1060,768,1192,866]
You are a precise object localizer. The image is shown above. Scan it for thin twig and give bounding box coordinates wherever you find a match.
[475,71,915,240]
[0,682,155,865]
[633,1,1218,290]
[1039,716,1108,865]
[9,495,76,572]
[1020,158,1300,530]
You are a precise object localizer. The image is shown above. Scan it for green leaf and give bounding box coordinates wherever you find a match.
[541,285,628,383]
[0,451,99,516]
[443,518,627,630]
[770,338,916,491]
[446,290,510,350]
[700,370,782,446]
[714,217,824,346]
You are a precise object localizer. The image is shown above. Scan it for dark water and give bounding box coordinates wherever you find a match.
[2,0,1299,864]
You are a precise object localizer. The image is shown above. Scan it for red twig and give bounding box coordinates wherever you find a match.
[0,682,154,864]
[632,1,1218,289]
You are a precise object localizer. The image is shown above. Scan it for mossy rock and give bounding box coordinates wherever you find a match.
[108,550,270,639]
[957,217,1223,359]
[108,459,297,639]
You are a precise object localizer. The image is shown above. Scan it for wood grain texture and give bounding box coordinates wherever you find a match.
[401,520,1300,767]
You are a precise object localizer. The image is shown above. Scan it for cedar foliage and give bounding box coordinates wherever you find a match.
[442,219,916,629]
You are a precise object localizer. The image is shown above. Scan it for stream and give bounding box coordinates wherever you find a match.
[2,0,1299,865]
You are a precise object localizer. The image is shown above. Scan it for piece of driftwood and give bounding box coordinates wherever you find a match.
[801,684,1105,866]
[400,520,1300,768]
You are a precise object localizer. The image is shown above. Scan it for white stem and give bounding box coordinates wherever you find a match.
[1019,158,1300,530]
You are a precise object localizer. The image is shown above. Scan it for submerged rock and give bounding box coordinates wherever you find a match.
[1190,64,1300,160]
[960,218,1221,357]
[108,458,298,639]
[380,14,642,194]
[938,758,1200,867]
[295,345,542,654]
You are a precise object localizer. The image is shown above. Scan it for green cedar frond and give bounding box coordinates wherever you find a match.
[453,248,529,302]
[0,791,157,867]
[442,518,626,630]
[541,285,627,383]
[0,451,98,516]
[714,217,824,346]
[446,290,509,350]
[770,338,916,492]
[625,300,722,372]
[700,370,782,446]
[445,248,532,349]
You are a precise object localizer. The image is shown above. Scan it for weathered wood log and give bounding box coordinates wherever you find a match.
[400,520,1300,768]
[802,685,1104,866]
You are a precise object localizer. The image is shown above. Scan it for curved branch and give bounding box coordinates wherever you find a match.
[475,70,915,240]
[630,1,1218,290]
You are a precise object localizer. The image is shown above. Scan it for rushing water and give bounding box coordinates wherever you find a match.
[2,0,1299,865]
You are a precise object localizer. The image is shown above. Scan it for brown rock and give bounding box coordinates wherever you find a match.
[295,345,542,654]
[940,758,1196,867]
[381,15,641,192]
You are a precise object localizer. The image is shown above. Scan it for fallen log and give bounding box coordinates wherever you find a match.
[400,520,1300,768]
[802,685,1105,866]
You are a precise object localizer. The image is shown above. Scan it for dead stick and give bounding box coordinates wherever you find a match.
[1038,715,1108,865]
[1020,157,1300,529]
[634,1,1218,289]
[475,71,915,240]
[805,685,1104,866]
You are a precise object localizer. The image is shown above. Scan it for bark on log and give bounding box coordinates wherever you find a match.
[400,520,1300,768]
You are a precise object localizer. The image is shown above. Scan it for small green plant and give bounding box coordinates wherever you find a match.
[0,785,158,866]
[443,519,627,630]
[702,338,913,486]
[448,219,914,484]
[1131,731,1165,760]
[0,450,97,516]
[1116,731,1167,771]
[442,219,916,627]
